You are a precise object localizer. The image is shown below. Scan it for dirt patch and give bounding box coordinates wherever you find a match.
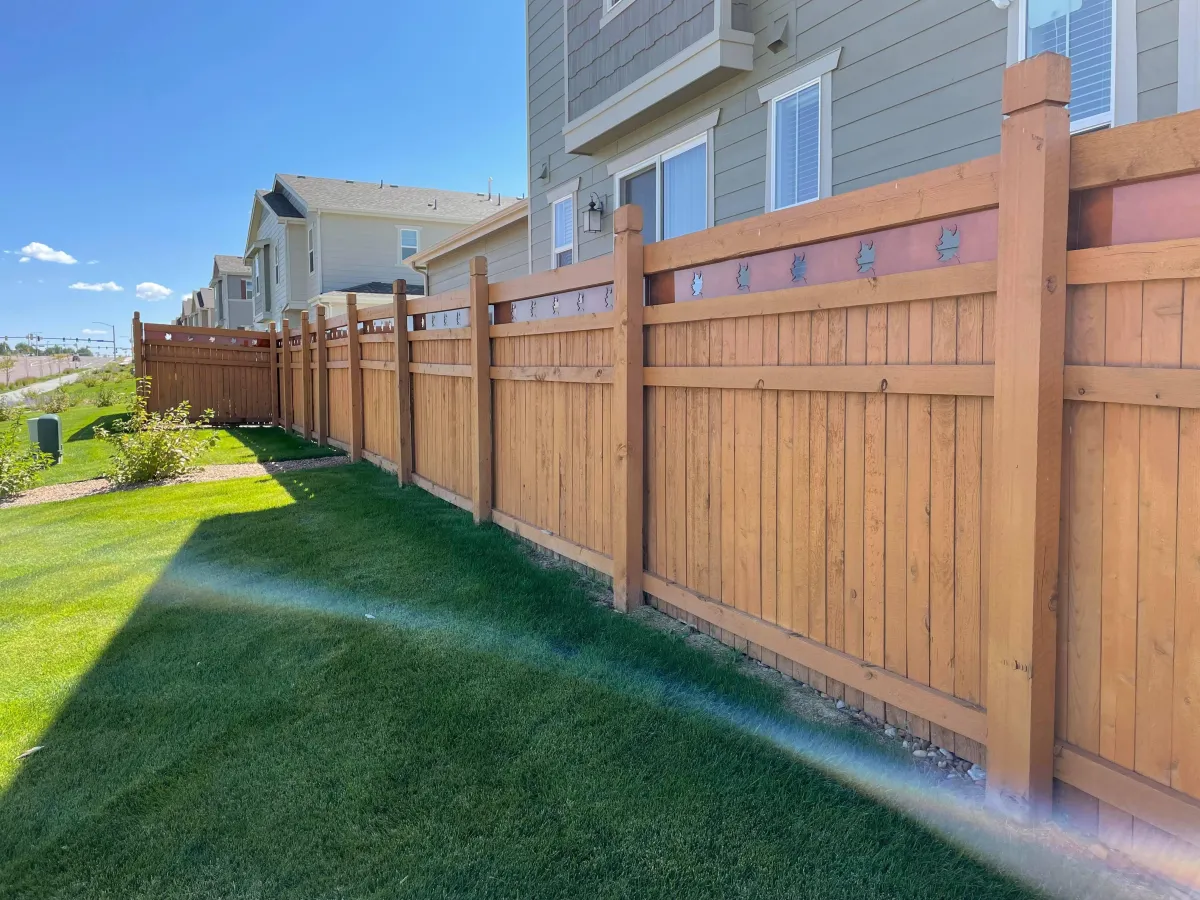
[1,456,352,509]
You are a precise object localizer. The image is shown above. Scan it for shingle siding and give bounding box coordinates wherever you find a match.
[567,0,715,120]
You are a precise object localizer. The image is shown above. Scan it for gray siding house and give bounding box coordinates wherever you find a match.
[527,0,1194,272]
[211,255,254,330]
[243,175,522,328]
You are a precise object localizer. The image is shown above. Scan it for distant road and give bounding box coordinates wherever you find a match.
[0,357,116,407]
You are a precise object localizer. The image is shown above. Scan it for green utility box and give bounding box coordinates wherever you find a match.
[27,414,63,463]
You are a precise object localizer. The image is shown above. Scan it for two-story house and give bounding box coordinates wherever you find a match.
[211,255,254,329]
[527,0,1196,272]
[243,175,523,328]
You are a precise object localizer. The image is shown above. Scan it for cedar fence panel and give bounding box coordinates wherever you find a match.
[131,56,1200,887]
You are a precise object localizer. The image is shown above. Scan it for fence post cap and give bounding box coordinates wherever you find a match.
[315,304,325,319]
[392,279,407,294]
[1002,53,1071,115]
[346,292,357,306]
[300,309,309,322]
[469,256,488,277]
[614,205,643,235]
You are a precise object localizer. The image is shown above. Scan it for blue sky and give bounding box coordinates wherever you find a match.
[0,0,527,349]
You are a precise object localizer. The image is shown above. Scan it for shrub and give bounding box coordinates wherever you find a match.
[37,388,75,413]
[93,382,125,408]
[94,378,219,484]
[0,423,52,500]
[81,375,100,388]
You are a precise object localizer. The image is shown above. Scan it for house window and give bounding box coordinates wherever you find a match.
[307,227,315,273]
[552,195,574,267]
[240,278,251,300]
[274,245,282,284]
[1022,0,1114,131]
[261,246,272,311]
[615,134,707,243]
[215,281,224,319]
[398,228,419,264]
[770,80,821,211]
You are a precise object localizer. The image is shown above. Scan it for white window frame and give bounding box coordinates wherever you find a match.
[397,227,420,266]
[551,194,576,269]
[610,112,718,243]
[274,244,282,284]
[1013,0,1130,133]
[758,47,840,213]
[307,227,315,273]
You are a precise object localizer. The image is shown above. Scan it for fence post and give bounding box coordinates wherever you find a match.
[280,318,293,433]
[315,306,328,446]
[268,322,279,427]
[612,205,645,613]
[468,257,492,523]
[393,279,413,484]
[347,294,364,462]
[299,310,312,441]
[132,312,143,380]
[985,52,1071,822]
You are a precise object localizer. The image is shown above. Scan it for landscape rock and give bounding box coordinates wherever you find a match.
[884,726,897,738]
[967,764,987,783]
[913,749,929,758]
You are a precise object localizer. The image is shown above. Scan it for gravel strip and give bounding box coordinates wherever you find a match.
[1,455,352,509]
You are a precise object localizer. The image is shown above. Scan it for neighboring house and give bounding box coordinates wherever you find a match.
[176,288,215,328]
[211,255,254,330]
[408,199,530,295]
[243,174,523,329]
[527,0,1195,272]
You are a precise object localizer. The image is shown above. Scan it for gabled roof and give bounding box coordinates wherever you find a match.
[214,255,251,278]
[408,199,529,270]
[275,174,522,224]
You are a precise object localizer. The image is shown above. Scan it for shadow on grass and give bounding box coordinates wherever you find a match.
[216,426,341,463]
[0,465,1041,900]
[67,413,126,442]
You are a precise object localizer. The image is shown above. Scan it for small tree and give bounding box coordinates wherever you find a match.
[0,356,13,385]
[94,378,219,484]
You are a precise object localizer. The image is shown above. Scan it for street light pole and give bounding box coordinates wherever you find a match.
[93,321,117,359]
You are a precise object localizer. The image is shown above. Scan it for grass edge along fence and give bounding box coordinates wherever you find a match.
[134,55,1200,886]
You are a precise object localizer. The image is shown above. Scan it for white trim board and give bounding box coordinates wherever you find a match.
[755,46,841,105]
[563,29,752,155]
[606,109,721,177]
[544,177,580,206]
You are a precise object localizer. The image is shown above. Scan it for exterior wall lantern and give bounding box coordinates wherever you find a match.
[582,193,605,234]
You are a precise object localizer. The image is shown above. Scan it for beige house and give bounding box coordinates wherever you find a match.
[408,200,530,296]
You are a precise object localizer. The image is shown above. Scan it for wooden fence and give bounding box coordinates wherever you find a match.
[133,55,1200,884]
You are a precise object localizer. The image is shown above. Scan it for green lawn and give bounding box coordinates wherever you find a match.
[0,465,1068,899]
[10,374,337,485]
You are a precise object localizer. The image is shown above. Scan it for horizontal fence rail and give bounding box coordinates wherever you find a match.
[133,55,1200,888]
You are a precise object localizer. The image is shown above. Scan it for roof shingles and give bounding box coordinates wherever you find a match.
[276,174,520,223]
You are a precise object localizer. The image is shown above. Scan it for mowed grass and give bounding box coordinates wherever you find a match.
[10,374,337,485]
[0,466,1041,899]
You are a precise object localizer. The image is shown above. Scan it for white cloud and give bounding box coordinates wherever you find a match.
[18,242,77,265]
[81,328,108,335]
[70,281,124,292]
[136,282,173,301]
[87,260,99,265]
[19,257,29,263]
